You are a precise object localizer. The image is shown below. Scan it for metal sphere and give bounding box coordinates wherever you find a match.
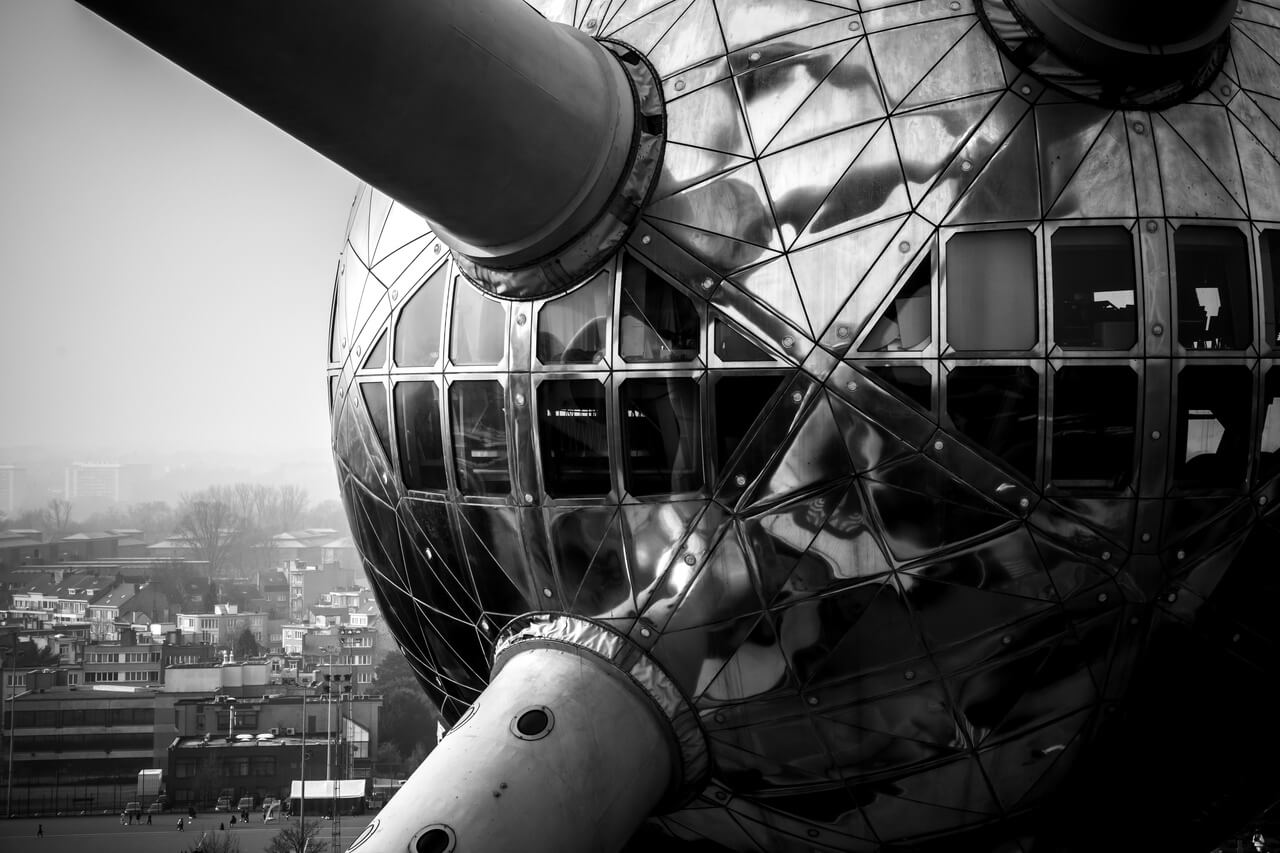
[331,2,1280,849]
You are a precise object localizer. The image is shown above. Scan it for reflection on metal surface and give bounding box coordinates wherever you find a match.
[327,3,1280,851]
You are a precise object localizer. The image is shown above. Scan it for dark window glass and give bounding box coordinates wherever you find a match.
[622,378,702,495]
[946,230,1037,351]
[947,365,1039,480]
[538,380,611,497]
[714,374,785,470]
[714,318,772,361]
[1175,226,1251,351]
[1176,365,1251,488]
[359,381,393,464]
[537,270,609,365]
[868,364,932,411]
[451,277,507,365]
[620,253,700,362]
[1261,367,1280,482]
[1051,366,1137,488]
[393,264,447,367]
[1052,227,1137,350]
[1261,230,1280,348]
[862,258,932,352]
[450,381,511,495]
[394,381,446,491]
[362,329,388,370]
[328,375,337,412]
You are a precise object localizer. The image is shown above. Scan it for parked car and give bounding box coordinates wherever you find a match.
[124,801,142,819]
[146,800,168,814]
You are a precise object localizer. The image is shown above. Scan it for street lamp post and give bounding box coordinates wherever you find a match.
[299,686,306,848]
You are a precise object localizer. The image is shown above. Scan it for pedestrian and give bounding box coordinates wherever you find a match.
[177,817,184,831]
[230,814,237,826]
[219,823,225,831]
[147,813,153,825]
[36,824,43,838]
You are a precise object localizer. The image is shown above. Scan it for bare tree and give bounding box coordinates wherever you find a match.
[175,488,243,578]
[265,819,328,853]
[42,498,73,540]
[277,485,309,532]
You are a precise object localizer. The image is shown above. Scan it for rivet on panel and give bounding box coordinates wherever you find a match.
[1001,635,1012,645]
[585,17,597,29]
[949,0,961,9]
[1141,532,1152,542]
[1101,550,1112,561]
[641,235,651,245]
[355,345,362,358]
[1166,591,1178,603]
[1260,495,1270,506]
[898,240,911,253]
[961,159,973,172]
[1145,220,1159,232]
[700,277,714,291]
[1151,430,1161,440]
[1130,617,1140,626]
[1233,633,1242,643]
[781,335,795,348]
[523,493,534,503]
[390,289,399,301]
[734,474,747,487]
[1221,84,1232,97]
[514,393,526,407]
[807,695,819,705]
[683,554,697,566]
[904,670,916,681]
[807,829,820,839]
[1097,592,1108,603]
[714,791,727,801]
[846,380,857,392]
[1018,496,1030,510]
[1152,323,1163,336]
[791,390,803,403]
[748,51,761,63]
[433,244,442,253]
[1176,549,1186,560]
[542,587,553,598]
[1019,84,1032,95]
[674,79,686,92]
[1133,121,1146,134]
[516,313,527,326]
[848,19,861,30]
[341,336,348,349]
[933,439,945,451]
[639,627,652,638]
[836,325,850,339]
[714,712,726,723]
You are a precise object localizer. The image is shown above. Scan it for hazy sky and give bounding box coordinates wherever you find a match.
[0,1,358,458]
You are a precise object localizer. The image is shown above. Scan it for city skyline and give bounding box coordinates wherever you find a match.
[0,0,358,459]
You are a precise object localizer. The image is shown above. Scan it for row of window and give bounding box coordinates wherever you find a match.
[84,671,158,683]
[173,757,278,778]
[85,652,161,663]
[932,224,1280,355]
[12,733,153,752]
[366,360,1280,498]
[351,223,1280,382]
[5,707,154,728]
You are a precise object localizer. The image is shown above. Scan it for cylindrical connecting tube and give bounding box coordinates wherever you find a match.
[356,646,675,853]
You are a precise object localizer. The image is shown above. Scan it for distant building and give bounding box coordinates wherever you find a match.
[286,561,349,622]
[175,604,266,648]
[0,465,26,516]
[63,462,149,512]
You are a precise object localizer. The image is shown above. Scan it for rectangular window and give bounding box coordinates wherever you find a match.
[1051,226,1137,350]
[1261,367,1280,482]
[1175,226,1252,351]
[451,276,508,365]
[395,381,447,491]
[946,229,1038,351]
[450,380,511,496]
[1263,231,1280,348]
[538,380,611,497]
[947,365,1040,481]
[622,378,703,495]
[1175,365,1252,489]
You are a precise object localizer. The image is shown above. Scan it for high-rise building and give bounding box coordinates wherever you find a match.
[63,462,149,511]
[0,465,25,517]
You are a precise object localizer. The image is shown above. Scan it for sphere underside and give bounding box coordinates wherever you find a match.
[331,1,1280,850]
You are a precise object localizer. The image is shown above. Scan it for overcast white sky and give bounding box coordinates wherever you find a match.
[0,0,358,459]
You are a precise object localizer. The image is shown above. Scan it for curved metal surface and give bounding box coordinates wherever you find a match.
[331,2,1280,850]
